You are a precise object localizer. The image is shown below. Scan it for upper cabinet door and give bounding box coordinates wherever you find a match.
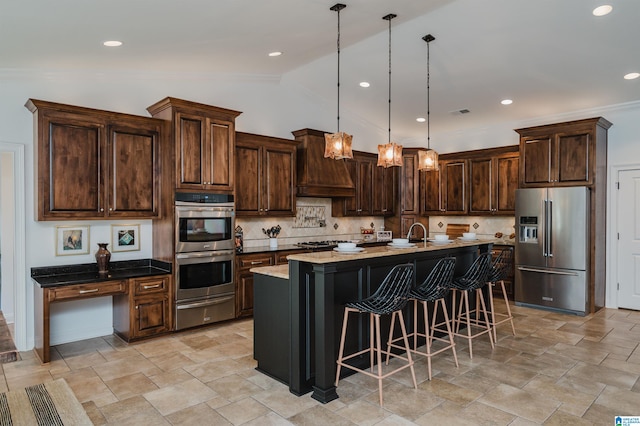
[494,154,519,213]
[206,120,234,190]
[176,112,206,187]
[38,110,104,219]
[556,131,591,184]
[400,153,419,215]
[442,160,467,214]
[235,145,261,215]
[263,146,296,215]
[521,136,553,185]
[107,119,162,218]
[469,158,493,214]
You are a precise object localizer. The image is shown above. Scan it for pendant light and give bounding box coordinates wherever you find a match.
[324,3,353,160]
[418,34,439,171]
[377,13,402,168]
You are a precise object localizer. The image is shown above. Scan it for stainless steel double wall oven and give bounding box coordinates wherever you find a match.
[174,192,235,330]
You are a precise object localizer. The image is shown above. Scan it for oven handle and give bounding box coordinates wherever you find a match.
[176,251,234,262]
[176,295,235,310]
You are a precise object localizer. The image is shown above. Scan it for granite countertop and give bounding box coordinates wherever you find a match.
[251,264,289,280]
[31,259,172,288]
[286,239,498,265]
[238,239,390,255]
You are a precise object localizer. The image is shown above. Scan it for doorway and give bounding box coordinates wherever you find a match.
[0,142,26,351]
[614,168,640,310]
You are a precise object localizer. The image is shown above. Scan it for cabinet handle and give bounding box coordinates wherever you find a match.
[79,288,99,294]
[100,208,104,212]
[109,208,113,211]
[143,284,161,290]
[250,261,263,265]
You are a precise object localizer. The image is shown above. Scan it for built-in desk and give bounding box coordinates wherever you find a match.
[253,240,494,403]
[31,259,172,363]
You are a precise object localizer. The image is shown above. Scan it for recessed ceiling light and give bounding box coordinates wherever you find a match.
[592,5,612,16]
[103,40,123,47]
[501,99,513,105]
[416,117,426,123]
[624,72,640,80]
[268,51,282,57]
[359,82,370,88]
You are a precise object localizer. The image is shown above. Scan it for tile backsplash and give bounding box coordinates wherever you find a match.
[428,215,515,239]
[236,198,515,248]
[237,198,384,248]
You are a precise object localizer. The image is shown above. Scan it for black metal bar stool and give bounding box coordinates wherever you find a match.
[450,252,494,358]
[335,263,417,406]
[388,257,459,380]
[487,247,516,342]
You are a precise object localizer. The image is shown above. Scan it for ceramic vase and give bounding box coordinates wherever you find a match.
[96,243,111,274]
[269,238,278,248]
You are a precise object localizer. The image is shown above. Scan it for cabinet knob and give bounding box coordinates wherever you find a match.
[109,208,113,211]
[100,208,104,212]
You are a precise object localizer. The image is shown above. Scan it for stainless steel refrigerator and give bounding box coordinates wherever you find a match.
[514,187,589,315]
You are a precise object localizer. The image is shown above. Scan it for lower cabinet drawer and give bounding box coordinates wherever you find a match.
[49,280,127,301]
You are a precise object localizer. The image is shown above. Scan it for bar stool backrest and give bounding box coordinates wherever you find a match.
[488,247,513,283]
[347,263,414,315]
[412,257,456,301]
[454,252,493,291]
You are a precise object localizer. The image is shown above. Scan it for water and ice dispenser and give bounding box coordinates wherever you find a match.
[519,216,538,243]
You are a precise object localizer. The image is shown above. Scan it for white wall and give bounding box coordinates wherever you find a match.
[1,68,639,349]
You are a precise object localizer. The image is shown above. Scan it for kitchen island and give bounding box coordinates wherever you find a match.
[252,240,494,403]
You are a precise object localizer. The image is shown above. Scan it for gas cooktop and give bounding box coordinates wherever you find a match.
[295,240,349,249]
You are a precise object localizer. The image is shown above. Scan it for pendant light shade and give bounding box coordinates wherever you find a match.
[377,13,402,168]
[418,33,439,171]
[324,3,353,160]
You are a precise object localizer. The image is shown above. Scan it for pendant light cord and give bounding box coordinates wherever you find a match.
[331,4,346,134]
[423,34,435,150]
[427,37,430,149]
[383,14,396,143]
[337,6,341,133]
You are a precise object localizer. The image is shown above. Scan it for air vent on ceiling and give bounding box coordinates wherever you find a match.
[450,108,471,115]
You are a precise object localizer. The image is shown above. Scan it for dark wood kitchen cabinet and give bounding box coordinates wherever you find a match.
[372,157,396,216]
[147,97,241,193]
[26,99,165,220]
[113,275,172,341]
[333,151,394,217]
[385,149,428,239]
[517,117,612,188]
[236,253,275,318]
[235,132,298,217]
[333,152,372,216]
[468,147,519,215]
[421,158,467,215]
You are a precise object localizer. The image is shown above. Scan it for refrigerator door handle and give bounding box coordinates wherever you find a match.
[543,199,548,257]
[547,200,553,257]
[517,266,579,276]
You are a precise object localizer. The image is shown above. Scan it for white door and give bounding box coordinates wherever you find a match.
[617,169,640,310]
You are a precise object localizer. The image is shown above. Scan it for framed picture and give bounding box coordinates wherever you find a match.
[111,224,140,252]
[56,225,90,256]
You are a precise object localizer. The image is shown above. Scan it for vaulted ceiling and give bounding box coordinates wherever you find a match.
[3,0,639,142]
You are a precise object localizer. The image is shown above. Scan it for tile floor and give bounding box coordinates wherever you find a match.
[1,300,639,425]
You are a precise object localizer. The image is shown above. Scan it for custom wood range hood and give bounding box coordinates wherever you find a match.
[292,128,356,198]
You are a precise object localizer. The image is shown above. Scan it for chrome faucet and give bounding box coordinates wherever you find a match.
[407,222,428,247]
